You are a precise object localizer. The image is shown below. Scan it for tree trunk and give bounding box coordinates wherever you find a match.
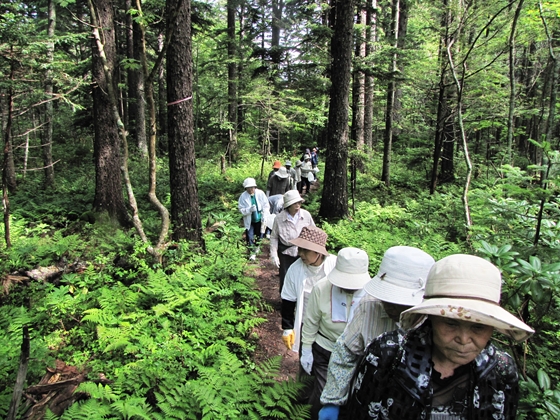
[364,0,376,150]
[319,0,354,221]
[136,0,170,251]
[227,0,238,163]
[271,0,283,67]
[167,0,203,244]
[133,18,147,156]
[91,0,130,225]
[351,4,366,149]
[506,0,525,164]
[381,0,400,187]
[157,32,167,144]
[43,0,56,188]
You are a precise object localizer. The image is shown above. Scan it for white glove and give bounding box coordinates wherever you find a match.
[271,254,280,268]
[300,347,313,375]
[249,205,257,213]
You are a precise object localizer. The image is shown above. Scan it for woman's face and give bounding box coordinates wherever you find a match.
[287,201,302,216]
[245,186,256,195]
[430,316,493,370]
[298,247,322,266]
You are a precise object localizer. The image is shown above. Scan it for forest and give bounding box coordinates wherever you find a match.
[0,0,559,417]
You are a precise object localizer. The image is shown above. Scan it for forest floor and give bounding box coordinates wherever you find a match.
[250,181,319,382]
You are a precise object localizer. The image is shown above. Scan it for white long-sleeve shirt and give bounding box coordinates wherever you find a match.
[281,255,337,352]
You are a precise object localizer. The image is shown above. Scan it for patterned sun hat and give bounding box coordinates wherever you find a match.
[289,226,328,255]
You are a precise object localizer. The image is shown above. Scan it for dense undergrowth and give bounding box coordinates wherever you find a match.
[0,143,559,418]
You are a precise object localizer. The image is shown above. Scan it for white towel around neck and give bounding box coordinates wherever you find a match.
[331,286,366,323]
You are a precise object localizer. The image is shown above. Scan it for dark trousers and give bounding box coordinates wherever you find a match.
[246,221,262,249]
[301,177,311,194]
[279,252,299,293]
[308,342,331,420]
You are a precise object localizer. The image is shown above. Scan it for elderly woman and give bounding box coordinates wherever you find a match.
[346,254,534,420]
[238,177,270,259]
[270,190,315,292]
[302,248,372,419]
[281,226,337,354]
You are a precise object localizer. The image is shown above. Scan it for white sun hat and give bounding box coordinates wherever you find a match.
[364,246,435,306]
[400,254,534,342]
[283,190,304,208]
[242,178,257,188]
[328,247,371,290]
[276,167,289,179]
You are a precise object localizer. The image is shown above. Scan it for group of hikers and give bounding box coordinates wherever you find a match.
[238,155,533,420]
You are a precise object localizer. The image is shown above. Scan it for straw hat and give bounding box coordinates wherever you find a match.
[400,254,534,342]
[272,160,282,169]
[364,246,435,306]
[289,226,328,256]
[242,178,257,189]
[276,167,289,179]
[328,248,371,290]
[283,190,304,208]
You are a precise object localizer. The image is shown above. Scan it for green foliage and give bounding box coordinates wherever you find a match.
[152,355,309,420]
[519,369,560,419]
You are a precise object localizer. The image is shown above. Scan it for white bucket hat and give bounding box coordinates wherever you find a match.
[283,190,304,208]
[400,254,534,342]
[242,177,257,189]
[328,247,371,290]
[364,246,435,306]
[276,167,289,179]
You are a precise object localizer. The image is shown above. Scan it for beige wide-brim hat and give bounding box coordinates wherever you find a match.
[364,246,435,306]
[283,190,304,208]
[400,254,534,342]
[328,247,371,290]
[289,226,328,256]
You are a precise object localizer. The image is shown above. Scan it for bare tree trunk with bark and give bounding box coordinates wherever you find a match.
[43,0,56,188]
[319,0,355,221]
[167,0,203,244]
[381,0,400,187]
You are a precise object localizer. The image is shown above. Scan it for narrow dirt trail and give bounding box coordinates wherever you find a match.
[250,246,299,381]
[250,181,320,381]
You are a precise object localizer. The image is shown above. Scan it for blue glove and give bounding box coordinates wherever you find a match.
[319,404,340,420]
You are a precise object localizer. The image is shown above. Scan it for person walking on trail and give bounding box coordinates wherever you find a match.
[270,190,315,292]
[267,160,282,184]
[267,166,291,197]
[264,193,284,239]
[295,160,303,193]
[318,246,435,420]
[301,247,372,420]
[301,148,312,162]
[281,226,337,356]
[285,160,297,190]
[311,147,319,169]
[300,155,313,194]
[238,177,270,260]
[342,254,534,420]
